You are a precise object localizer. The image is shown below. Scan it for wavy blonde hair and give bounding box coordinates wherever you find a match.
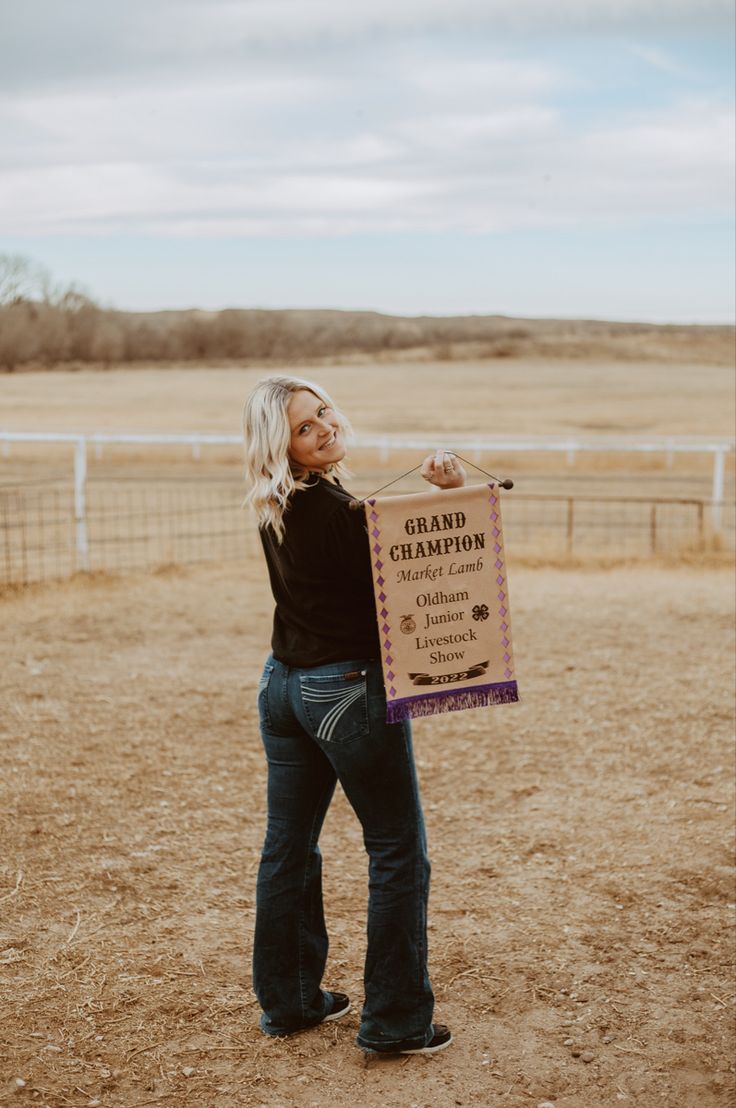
[242,375,353,542]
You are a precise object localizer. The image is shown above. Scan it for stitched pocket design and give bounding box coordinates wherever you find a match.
[257,663,274,727]
[300,672,368,744]
[258,664,273,697]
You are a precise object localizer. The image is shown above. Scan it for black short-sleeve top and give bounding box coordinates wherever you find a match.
[259,476,381,667]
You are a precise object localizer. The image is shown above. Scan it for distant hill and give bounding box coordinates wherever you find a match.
[1,302,733,370]
[127,308,733,365]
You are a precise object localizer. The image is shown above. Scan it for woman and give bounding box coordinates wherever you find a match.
[242,375,465,1054]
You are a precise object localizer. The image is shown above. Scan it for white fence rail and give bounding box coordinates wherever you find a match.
[1,430,733,574]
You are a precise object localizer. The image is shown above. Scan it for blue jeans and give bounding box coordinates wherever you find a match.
[253,654,435,1051]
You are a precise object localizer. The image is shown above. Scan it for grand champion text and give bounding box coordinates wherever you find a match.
[388,511,485,563]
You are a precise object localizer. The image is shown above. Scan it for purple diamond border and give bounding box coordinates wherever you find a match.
[488,484,514,682]
[364,500,396,698]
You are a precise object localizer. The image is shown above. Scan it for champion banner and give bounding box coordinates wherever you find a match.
[364,483,519,722]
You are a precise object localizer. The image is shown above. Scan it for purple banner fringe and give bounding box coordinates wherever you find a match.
[386,680,519,723]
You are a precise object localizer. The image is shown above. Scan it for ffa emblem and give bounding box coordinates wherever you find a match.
[400,614,416,634]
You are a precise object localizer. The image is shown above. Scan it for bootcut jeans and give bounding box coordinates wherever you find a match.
[253,653,436,1051]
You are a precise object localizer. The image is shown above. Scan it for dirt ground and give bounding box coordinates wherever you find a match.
[1,559,734,1108]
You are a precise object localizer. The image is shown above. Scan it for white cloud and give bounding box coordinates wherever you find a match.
[0,158,442,236]
[394,55,573,121]
[2,73,333,171]
[103,0,736,45]
[624,43,697,78]
[582,102,734,169]
[394,107,561,152]
[1,0,732,96]
[0,3,732,242]
[342,133,404,165]
[2,91,731,238]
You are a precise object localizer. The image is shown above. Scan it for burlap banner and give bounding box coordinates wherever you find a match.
[364,483,519,722]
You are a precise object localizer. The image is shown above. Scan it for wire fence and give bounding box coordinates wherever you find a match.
[1,478,732,588]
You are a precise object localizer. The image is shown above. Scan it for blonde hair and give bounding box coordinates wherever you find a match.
[242,375,352,541]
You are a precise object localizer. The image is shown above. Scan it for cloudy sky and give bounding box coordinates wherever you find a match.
[1,0,734,321]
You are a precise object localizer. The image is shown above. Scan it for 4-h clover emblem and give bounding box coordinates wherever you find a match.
[471,603,489,622]
[400,614,416,634]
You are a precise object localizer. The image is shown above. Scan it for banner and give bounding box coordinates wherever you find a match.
[364,483,519,722]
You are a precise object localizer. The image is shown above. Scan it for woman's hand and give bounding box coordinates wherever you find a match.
[420,450,466,489]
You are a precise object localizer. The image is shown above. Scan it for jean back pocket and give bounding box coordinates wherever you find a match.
[299,669,369,744]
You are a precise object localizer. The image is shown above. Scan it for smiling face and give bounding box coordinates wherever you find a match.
[287,389,346,473]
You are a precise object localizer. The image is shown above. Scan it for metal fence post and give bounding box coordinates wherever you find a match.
[567,497,574,554]
[74,437,89,571]
[1,493,12,585]
[19,490,28,583]
[650,503,657,554]
[712,450,725,529]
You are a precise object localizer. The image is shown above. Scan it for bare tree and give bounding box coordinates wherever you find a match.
[0,253,50,305]
[0,303,38,370]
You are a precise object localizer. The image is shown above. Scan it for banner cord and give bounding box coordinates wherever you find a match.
[351,452,512,506]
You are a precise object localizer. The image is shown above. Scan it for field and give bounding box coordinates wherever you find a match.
[2,359,735,438]
[1,359,735,1106]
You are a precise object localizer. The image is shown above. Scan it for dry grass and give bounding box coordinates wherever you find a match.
[1,359,734,439]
